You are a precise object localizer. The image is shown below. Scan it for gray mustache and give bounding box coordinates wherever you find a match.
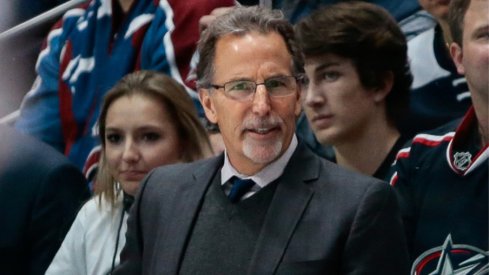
[242,116,283,130]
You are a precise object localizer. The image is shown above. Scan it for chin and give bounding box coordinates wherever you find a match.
[315,130,336,145]
[120,181,141,196]
[243,140,283,164]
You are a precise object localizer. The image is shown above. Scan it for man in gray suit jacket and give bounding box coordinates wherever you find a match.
[115,6,409,274]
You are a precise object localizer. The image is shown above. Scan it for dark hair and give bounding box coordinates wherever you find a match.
[196,5,304,88]
[295,1,412,128]
[448,0,472,46]
[96,70,213,206]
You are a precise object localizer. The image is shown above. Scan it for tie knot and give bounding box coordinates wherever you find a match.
[228,177,255,203]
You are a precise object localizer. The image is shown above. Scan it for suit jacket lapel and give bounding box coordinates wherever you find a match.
[248,143,321,274]
[163,154,224,274]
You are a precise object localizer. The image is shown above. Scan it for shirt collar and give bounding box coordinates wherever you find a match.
[447,106,489,175]
[221,135,298,188]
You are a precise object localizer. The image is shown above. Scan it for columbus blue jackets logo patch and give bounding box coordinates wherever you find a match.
[411,235,488,275]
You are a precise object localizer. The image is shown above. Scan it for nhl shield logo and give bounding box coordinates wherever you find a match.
[453,152,472,171]
[411,235,489,275]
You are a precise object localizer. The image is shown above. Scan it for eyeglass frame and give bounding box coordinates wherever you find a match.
[205,75,303,101]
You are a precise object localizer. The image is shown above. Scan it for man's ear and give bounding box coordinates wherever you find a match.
[199,88,218,124]
[450,42,465,75]
[373,71,394,103]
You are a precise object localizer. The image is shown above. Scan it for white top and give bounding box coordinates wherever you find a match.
[408,27,451,89]
[45,194,128,275]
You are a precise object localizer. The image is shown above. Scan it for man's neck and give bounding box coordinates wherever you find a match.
[335,121,400,176]
[472,92,489,147]
[478,119,488,147]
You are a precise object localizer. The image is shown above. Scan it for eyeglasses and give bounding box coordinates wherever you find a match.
[207,75,299,101]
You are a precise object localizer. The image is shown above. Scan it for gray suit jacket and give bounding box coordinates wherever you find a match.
[115,143,409,274]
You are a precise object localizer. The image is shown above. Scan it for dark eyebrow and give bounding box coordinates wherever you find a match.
[314,62,340,73]
[472,25,489,38]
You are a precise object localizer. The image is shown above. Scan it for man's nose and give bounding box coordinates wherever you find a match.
[304,82,325,107]
[251,84,272,116]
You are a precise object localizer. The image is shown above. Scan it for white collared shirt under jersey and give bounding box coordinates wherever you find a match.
[221,135,298,199]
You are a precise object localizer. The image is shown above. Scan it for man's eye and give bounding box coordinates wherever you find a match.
[266,79,287,89]
[228,81,253,91]
[322,71,340,82]
[477,32,489,40]
[106,133,122,144]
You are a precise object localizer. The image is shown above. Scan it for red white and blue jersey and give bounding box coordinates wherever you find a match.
[390,107,488,274]
[15,0,234,173]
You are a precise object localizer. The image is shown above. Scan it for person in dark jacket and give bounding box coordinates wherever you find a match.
[0,124,90,275]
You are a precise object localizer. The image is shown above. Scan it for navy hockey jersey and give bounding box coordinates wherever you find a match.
[391,107,488,274]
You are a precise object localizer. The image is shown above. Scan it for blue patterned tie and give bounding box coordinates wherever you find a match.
[228,176,255,203]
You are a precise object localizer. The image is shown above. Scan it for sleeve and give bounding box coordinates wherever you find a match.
[390,142,418,258]
[45,203,89,275]
[14,19,67,153]
[27,162,90,275]
[342,181,410,275]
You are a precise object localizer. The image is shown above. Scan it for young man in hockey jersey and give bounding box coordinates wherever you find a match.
[390,0,488,273]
